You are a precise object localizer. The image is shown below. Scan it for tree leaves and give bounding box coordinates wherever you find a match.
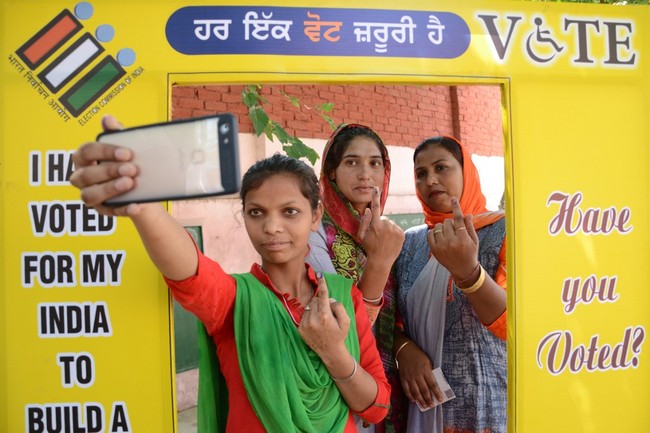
[248,106,270,137]
[284,136,320,165]
[241,85,334,165]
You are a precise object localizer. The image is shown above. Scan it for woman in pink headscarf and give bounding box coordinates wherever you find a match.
[307,123,406,432]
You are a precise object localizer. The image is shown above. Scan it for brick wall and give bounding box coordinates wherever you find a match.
[453,85,503,156]
[171,84,503,156]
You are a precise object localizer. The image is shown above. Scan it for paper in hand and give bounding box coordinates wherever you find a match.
[416,367,456,412]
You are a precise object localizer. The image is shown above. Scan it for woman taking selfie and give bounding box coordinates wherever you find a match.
[70,115,391,432]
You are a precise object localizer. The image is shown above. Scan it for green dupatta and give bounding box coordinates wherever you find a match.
[197,322,228,433]
[234,272,360,433]
[196,272,360,433]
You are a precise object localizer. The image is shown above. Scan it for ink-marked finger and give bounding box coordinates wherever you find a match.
[450,197,466,231]
[315,272,331,313]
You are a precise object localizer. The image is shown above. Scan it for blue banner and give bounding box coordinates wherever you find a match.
[166,6,470,59]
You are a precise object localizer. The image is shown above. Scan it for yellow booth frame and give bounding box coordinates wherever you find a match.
[1,1,649,432]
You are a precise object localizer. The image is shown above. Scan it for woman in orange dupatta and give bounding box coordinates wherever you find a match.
[393,136,507,433]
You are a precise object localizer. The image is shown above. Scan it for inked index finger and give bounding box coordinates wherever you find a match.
[370,186,381,223]
[450,197,465,227]
[315,272,332,312]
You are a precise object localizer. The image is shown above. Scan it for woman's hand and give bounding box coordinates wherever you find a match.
[358,187,405,265]
[299,274,350,365]
[428,197,507,325]
[71,115,197,280]
[69,115,147,217]
[427,197,479,282]
[396,340,444,410]
[355,187,405,305]
[301,275,382,414]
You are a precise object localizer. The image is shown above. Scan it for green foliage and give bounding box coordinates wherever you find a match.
[315,102,336,130]
[242,85,332,165]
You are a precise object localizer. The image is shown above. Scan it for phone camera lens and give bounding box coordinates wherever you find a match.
[219,123,230,135]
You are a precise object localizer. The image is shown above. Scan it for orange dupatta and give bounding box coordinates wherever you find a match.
[415,136,504,230]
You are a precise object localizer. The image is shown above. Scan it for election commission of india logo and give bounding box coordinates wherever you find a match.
[9,2,142,123]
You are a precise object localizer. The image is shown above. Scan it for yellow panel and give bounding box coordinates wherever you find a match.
[2,1,648,432]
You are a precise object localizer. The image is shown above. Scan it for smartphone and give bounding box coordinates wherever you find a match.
[98,113,240,206]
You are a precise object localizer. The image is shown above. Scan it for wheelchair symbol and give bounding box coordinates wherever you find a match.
[526,17,565,63]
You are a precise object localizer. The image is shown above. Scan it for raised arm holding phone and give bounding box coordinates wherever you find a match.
[70,115,390,433]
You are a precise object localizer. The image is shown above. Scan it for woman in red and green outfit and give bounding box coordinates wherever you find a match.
[70,115,391,432]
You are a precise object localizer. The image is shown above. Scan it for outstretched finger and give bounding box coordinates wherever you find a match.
[70,158,138,190]
[79,175,135,207]
[315,272,332,313]
[72,142,132,171]
[72,115,127,169]
[450,197,466,230]
[357,208,372,240]
[370,186,382,224]
[329,299,350,333]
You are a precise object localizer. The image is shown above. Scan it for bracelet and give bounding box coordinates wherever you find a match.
[331,358,358,383]
[362,294,383,304]
[457,265,486,294]
[394,341,411,370]
[394,341,410,360]
[455,262,480,286]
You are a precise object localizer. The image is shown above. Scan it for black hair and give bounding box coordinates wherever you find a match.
[323,125,389,177]
[413,136,463,166]
[240,153,320,210]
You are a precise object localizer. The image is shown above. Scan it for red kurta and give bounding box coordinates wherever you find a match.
[166,251,390,432]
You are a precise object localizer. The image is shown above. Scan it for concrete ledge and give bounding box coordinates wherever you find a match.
[176,368,198,411]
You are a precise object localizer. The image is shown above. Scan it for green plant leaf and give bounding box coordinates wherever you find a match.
[319,103,334,113]
[284,136,319,165]
[321,114,336,130]
[242,84,328,164]
[279,89,301,108]
[263,122,274,141]
[271,122,291,144]
[288,95,301,108]
[242,86,259,107]
[249,106,270,136]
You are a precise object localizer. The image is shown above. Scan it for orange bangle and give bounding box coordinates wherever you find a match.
[457,265,486,294]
